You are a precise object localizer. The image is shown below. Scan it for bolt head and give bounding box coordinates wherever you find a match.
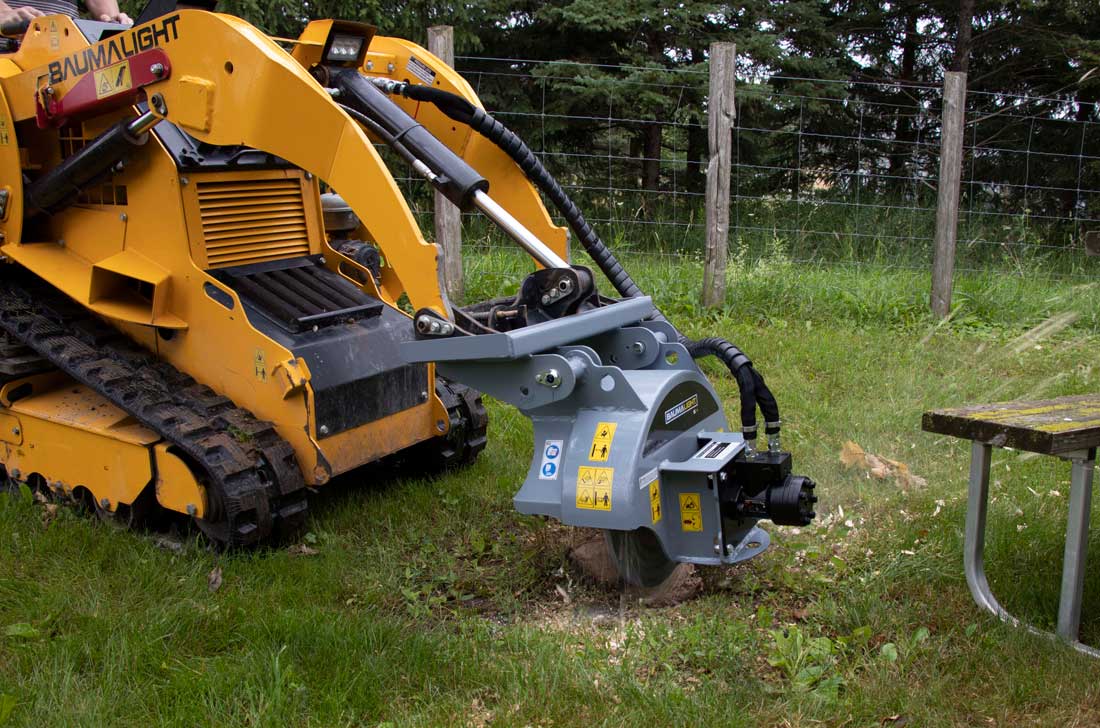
[319,424,330,436]
[150,62,165,77]
[11,427,19,436]
[186,503,197,516]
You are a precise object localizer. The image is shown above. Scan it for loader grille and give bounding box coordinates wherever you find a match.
[197,178,312,268]
[59,124,128,206]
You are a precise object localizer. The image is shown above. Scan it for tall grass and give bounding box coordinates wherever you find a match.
[460,226,1100,334]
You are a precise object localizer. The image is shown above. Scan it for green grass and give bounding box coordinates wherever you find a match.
[3,250,1100,726]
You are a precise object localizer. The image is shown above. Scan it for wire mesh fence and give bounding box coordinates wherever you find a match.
[392,54,1100,284]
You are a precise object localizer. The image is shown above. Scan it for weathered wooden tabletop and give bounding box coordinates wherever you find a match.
[922,395,1100,455]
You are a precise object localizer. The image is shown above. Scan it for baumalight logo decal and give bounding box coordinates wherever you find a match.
[48,14,180,84]
[664,394,699,425]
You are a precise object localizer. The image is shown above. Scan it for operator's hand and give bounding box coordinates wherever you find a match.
[98,11,132,25]
[0,6,45,23]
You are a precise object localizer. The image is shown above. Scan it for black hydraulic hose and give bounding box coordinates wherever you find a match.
[341,104,421,169]
[468,107,645,300]
[397,83,478,125]
[372,80,781,437]
[694,343,757,431]
[387,80,643,298]
[753,368,781,432]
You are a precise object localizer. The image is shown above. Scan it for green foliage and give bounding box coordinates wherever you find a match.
[0,693,14,726]
[2,623,39,640]
[767,625,844,698]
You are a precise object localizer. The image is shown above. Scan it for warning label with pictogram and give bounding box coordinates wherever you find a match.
[253,349,267,382]
[94,61,132,100]
[576,466,613,511]
[588,421,617,462]
[679,492,702,531]
[649,479,662,524]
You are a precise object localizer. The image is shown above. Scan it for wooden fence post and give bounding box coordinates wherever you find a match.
[703,42,736,308]
[931,71,967,318]
[428,25,463,303]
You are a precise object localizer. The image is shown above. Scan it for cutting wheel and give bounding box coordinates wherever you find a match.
[604,528,679,589]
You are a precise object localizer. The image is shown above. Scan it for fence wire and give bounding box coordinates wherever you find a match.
[393,56,1100,282]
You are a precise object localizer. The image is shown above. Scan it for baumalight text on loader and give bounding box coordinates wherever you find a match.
[0,2,816,586]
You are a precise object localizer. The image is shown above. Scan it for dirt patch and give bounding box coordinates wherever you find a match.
[567,529,703,607]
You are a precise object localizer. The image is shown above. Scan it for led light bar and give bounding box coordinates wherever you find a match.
[326,34,365,63]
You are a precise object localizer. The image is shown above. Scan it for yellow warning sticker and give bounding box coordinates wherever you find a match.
[649,479,662,524]
[679,492,702,532]
[588,421,617,462]
[576,466,613,511]
[253,349,267,382]
[49,19,59,51]
[0,119,9,147]
[94,61,132,100]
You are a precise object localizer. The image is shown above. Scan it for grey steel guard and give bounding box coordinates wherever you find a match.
[403,296,779,568]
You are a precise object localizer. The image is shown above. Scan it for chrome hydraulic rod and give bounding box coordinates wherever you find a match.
[471,190,570,270]
[126,109,161,136]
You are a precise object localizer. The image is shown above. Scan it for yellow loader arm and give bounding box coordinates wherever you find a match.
[0,10,454,318]
[291,21,569,265]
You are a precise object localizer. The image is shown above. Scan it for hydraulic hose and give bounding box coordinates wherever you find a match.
[371,79,781,441]
[383,81,646,298]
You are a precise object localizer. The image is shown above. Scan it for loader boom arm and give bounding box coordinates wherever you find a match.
[288,21,569,266]
[1,11,454,317]
[359,35,570,264]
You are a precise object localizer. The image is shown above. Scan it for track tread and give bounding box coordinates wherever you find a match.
[0,271,308,546]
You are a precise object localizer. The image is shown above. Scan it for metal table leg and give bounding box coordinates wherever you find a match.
[1057,448,1096,644]
[964,441,1100,658]
[964,441,1016,624]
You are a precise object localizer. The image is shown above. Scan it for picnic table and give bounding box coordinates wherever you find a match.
[923,395,1100,657]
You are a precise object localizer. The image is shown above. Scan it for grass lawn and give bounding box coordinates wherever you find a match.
[3,250,1100,726]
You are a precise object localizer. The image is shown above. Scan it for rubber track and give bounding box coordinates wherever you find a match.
[0,272,308,546]
[433,379,488,468]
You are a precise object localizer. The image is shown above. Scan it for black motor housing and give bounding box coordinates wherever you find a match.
[722,450,818,527]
